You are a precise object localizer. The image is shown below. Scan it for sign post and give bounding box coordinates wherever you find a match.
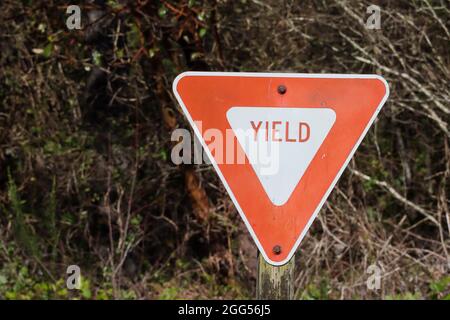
[173,72,389,299]
[257,254,295,299]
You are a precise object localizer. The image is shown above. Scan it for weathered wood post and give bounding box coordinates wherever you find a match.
[256,253,295,299]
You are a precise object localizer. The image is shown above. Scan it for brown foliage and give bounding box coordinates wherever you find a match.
[0,0,448,299]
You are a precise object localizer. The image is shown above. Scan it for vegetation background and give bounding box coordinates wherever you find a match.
[0,0,449,299]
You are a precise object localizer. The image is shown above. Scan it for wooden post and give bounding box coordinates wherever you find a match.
[256,253,295,299]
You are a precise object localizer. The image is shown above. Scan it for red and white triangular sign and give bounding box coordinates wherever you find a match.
[173,72,389,265]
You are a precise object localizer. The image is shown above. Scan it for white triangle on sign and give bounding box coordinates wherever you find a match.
[227,107,336,206]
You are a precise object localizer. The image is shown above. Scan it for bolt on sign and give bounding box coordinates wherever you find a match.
[173,72,389,266]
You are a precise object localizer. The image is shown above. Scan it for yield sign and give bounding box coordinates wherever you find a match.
[173,72,389,265]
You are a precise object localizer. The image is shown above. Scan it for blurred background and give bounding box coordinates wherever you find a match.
[0,0,448,299]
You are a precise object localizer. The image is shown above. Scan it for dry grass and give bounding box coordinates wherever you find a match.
[0,0,448,299]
